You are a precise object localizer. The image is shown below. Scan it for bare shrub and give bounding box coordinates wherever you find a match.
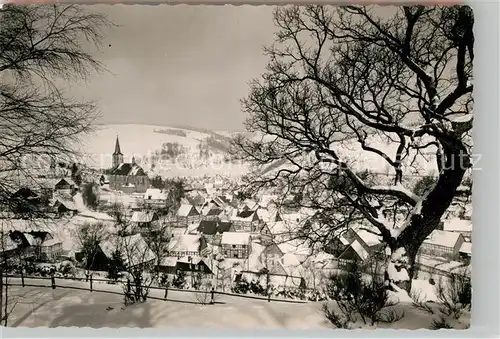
[430,316,453,330]
[321,303,350,329]
[195,282,217,305]
[435,273,471,319]
[409,289,434,315]
[323,261,400,326]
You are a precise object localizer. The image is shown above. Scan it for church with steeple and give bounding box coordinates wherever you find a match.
[108,135,150,193]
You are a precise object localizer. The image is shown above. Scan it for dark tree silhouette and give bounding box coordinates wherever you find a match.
[0,4,112,323]
[233,5,473,292]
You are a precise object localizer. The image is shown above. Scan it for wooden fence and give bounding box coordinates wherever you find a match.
[3,274,308,305]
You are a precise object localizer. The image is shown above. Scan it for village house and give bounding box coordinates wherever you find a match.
[176,256,214,276]
[130,210,160,232]
[338,240,371,268]
[459,241,472,261]
[259,242,284,272]
[108,136,150,193]
[175,204,201,226]
[53,198,78,217]
[167,234,207,259]
[142,188,168,208]
[99,234,156,271]
[9,230,61,262]
[196,220,235,244]
[419,230,466,259]
[0,233,19,259]
[54,178,77,194]
[439,218,472,240]
[39,237,63,262]
[202,207,224,221]
[221,232,251,259]
[231,210,262,232]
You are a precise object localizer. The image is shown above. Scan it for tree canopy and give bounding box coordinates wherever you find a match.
[233,5,474,289]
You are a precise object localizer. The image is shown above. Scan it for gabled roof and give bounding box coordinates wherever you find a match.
[55,178,76,188]
[54,199,78,211]
[177,204,199,217]
[131,211,157,223]
[167,235,201,253]
[110,163,146,176]
[459,241,472,255]
[339,240,370,262]
[443,219,472,233]
[100,234,156,267]
[197,220,218,235]
[261,243,284,257]
[207,208,223,217]
[217,221,234,233]
[143,188,167,200]
[232,209,259,222]
[0,234,18,252]
[424,230,463,248]
[221,232,250,245]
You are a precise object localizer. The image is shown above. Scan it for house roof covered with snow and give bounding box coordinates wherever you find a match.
[143,188,167,200]
[131,211,157,223]
[197,220,218,235]
[221,232,250,246]
[349,240,370,261]
[424,230,463,248]
[356,229,382,247]
[110,163,147,176]
[100,234,156,267]
[176,204,199,217]
[443,219,472,233]
[231,210,259,222]
[167,234,201,253]
[459,241,472,255]
[1,234,19,252]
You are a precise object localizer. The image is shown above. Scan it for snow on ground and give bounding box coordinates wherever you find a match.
[411,279,439,303]
[5,282,469,329]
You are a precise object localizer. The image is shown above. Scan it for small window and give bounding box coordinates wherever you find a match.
[232,244,236,248]
[233,253,238,258]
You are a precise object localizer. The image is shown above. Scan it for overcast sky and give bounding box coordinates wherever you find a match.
[70,5,276,131]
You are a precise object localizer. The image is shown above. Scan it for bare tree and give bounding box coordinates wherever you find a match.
[0,4,112,323]
[117,233,157,305]
[232,5,473,292]
[74,221,110,271]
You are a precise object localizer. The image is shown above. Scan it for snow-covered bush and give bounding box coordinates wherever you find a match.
[231,277,250,294]
[435,273,471,319]
[172,269,187,289]
[323,261,403,327]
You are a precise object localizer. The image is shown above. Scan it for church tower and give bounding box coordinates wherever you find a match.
[112,135,124,168]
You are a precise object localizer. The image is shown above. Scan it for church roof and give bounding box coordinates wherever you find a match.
[110,163,147,176]
[114,136,122,155]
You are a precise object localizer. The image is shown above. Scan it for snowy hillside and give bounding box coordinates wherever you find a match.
[77,124,249,178]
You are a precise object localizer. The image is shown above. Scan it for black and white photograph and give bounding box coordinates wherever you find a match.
[0,4,473,330]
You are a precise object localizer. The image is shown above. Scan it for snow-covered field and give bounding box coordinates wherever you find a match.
[5,282,470,329]
[77,124,249,178]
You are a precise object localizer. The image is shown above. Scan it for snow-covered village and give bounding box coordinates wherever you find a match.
[0,4,474,331]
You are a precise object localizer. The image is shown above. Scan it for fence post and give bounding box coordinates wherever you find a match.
[268,293,271,303]
[164,287,168,300]
[51,275,56,289]
[21,269,25,288]
[210,287,215,304]
[90,274,93,292]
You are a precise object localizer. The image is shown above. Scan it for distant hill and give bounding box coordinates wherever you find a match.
[77,124,250,178]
